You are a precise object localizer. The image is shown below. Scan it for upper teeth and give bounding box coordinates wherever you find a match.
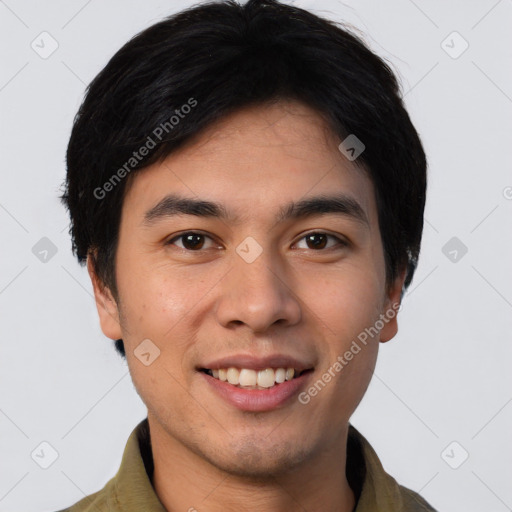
[209,367,296,388]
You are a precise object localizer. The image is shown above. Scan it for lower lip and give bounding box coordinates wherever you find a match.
[199,371,313,412]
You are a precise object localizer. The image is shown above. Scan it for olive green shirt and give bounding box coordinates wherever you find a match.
[57,418,437,511]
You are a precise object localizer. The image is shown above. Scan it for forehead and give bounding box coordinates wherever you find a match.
[122,100,378,229]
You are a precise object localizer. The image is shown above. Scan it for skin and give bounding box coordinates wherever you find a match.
[88,99,405,512]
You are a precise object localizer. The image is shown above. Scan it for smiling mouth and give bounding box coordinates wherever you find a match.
[199,367,313,390]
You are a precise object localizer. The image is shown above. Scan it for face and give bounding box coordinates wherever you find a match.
[90,100,404,478]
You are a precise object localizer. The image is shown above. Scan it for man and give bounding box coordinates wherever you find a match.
[59,0,436,510]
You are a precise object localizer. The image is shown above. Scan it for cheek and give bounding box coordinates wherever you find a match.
[116,263,202,340]
[126,356,195,433]
[304,264,383,341]
[119,274,198,414]
[116,266,217,397]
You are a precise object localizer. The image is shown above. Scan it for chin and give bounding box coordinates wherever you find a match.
[202,436,311,479]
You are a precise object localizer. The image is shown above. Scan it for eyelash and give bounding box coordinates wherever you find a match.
[165,231,348,252]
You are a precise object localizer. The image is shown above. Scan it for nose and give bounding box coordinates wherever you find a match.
[215,244,302,333]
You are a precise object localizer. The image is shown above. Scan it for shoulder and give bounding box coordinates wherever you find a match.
[347,423,438,512]
[52,479,116,512]
[398,483,438,511]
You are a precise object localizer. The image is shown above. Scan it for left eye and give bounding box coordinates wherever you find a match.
[167,232,216,251]
[294,232,346,250]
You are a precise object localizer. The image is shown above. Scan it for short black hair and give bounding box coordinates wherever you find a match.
[61,0,427,359]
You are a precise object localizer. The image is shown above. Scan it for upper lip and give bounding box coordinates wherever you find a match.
[198,354,315,373]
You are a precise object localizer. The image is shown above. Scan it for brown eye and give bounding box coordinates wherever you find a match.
[182,233,205,250]
[295,232,347,250]
[305,233,328,249]
[167,232,214,250]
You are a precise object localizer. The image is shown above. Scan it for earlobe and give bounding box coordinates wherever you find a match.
[379,269,406,343]
[86,255,123,340]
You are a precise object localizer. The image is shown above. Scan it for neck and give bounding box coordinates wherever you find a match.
[148,415,356,512]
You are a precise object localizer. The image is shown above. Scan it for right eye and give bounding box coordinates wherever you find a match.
[165,231,219,251]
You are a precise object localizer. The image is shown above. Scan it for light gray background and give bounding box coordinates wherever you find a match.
[1,1,511,511]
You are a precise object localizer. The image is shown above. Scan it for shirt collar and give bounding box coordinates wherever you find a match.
[111,418,166,511]
[109,418,425,511]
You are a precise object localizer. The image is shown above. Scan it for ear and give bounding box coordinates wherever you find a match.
[87,255,123,340]
[379,267,407,343]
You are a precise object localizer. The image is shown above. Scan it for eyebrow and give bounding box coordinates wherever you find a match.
[142,193,369,228]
